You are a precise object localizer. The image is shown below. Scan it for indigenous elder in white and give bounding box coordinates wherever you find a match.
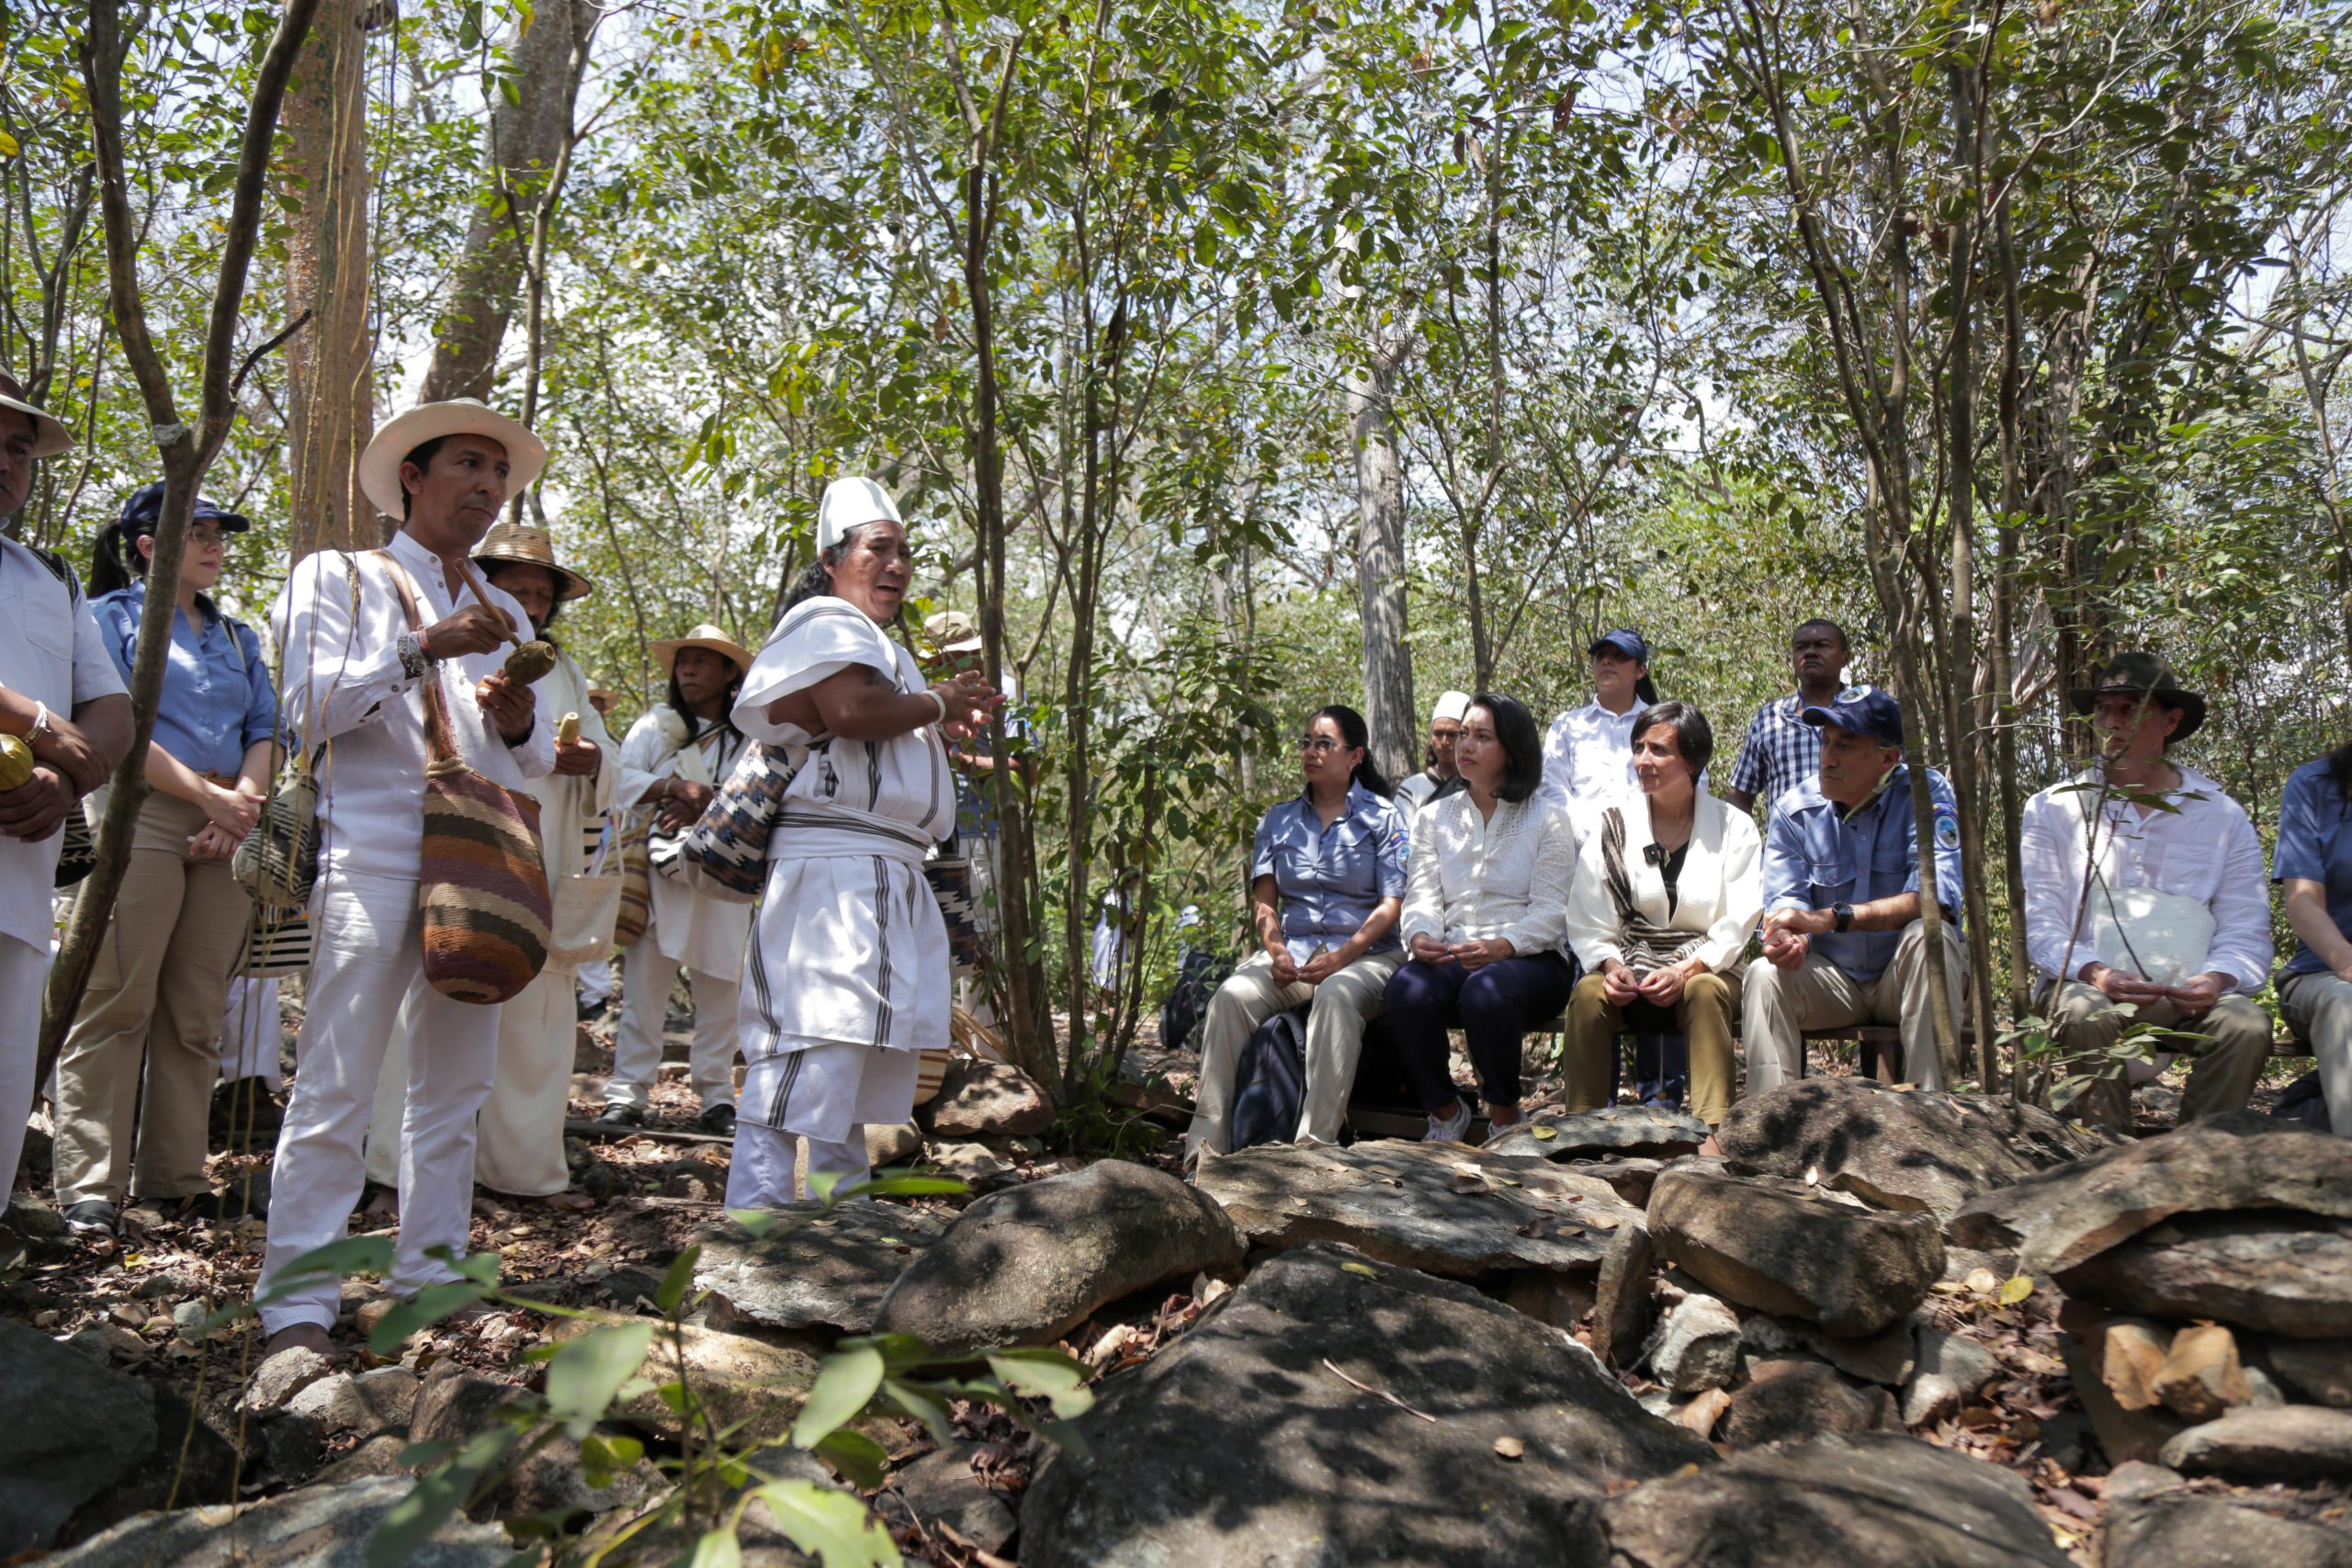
[595,622,752,1134]
[1395,690,1470,817]
[256,400,554,1362]
[2020,653,2270,1133]
[728,477,1001,1204]
[1185,704,1410,1160]
[2273,742,2352,1136]
[365,524,616,1201]
[54,484,282,1235]
[0,371,130,1191]
[1384,694,1578,1144]
[1722,618,1856,816]
[1741,688,1968,1095]
[1562,703,1761,1128]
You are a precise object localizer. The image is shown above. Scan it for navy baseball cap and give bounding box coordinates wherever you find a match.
[1800,686,1904,746]
[118,482,251,534]
[1589,627,1650,663]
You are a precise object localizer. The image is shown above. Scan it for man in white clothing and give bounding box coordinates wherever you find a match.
[1396,690,1470,816]
[255,399,554,1362]
[0,372,131,1189]
[2020,653,2271,1132]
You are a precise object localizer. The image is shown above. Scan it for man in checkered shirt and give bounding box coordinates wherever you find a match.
[1722,619,1858,815]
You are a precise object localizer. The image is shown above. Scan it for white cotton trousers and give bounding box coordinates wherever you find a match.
[604,937,738,1112]
[723,1119,868,1209]
[366,967,574,1198]
[575,958,614,1008]
[258,872,501,1335]
[220,976,282,1087]
[0,934,46,1192]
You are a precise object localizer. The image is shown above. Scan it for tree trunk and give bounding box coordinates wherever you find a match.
[1351,323,1416,784]
[282,0,376,558]
[418,0,598,402]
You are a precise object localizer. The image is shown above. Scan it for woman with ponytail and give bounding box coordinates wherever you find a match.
[1184,704,1411,1160]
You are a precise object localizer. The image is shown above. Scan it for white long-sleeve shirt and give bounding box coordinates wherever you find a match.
[2018,764,2273,993]
[1539,698,1650,812]
[1398,791,1577,955]
[613,704,752,978]
[271,529,554,886]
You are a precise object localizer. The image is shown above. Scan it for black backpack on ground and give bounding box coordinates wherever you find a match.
[1159,944,1232,1052]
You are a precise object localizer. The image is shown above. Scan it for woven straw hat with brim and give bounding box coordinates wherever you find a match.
[922,610,984,656]
[357,399,547,520]
[2068,651,2207,743]
[473,521,594,602]
[651,623,752,677]
[0,371,73,458]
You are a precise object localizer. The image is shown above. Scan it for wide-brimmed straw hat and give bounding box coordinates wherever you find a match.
[357,399,547,520]
[473,521,593,601]
[0,371,74,458]
[2067,651,2206,742]
[922,610,984,656]
[650,623,752,676]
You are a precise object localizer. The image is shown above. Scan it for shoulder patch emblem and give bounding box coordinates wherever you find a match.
[1933,807,1961,851]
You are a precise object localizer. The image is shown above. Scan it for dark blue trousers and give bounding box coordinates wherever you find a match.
[1383,952,1576,1111]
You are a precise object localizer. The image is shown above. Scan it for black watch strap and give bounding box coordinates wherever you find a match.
[1832,901,1855,933]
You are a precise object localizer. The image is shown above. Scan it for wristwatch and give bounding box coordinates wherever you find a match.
[1831,901,1855,933]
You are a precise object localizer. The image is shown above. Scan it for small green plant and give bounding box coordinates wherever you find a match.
[2003,1004,2204,1114]
[201,1168,1092,1567]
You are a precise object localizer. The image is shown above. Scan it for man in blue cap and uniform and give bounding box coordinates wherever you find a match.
[1741,687,1968,1092]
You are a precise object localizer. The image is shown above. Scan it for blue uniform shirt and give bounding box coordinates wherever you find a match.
[2272,757,2352,977]
[92,580,285,775]
[1252,782,1411,963]
[1761,763,1963,981]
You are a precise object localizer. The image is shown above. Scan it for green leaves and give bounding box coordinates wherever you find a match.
[792,1344,886,1448]
[748,1479,902,1567]
[544,1321,658,1438]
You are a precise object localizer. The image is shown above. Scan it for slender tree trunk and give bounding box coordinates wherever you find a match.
[283,0,376,558]
[1992,201,2034,1070]
[1351,323,1416,784]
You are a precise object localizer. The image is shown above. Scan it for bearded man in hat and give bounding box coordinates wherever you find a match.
[0,372,131,1188]
[255,400,555,1363]
[2019,653,2272,1131]
[361,523,615,1209]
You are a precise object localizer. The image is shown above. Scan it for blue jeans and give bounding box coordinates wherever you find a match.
[1383,952,1576,1111]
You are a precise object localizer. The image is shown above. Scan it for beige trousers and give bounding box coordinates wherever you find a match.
[367,968,575,1198]
[1185,948,1404,1156]
[2046,981,2270,1131]
[52,794,252,1204]
[1565,968,1744,1127]
[1742,919,1968,1094]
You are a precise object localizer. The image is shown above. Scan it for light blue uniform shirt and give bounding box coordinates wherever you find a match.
[1252,782,1411,963]
[2272,757,2352,978]
[1761,763,1963,981]
[92,580,285,775]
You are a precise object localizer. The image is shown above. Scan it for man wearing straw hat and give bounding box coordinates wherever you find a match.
[255,399,554,1363]
[0,371,131,1190]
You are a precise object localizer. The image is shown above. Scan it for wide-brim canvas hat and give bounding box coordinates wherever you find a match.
[0,371,73,459]
[650,623,752,676]
[922,610,984,655]
[357,399,548,520]
[2068,651,2206,743]
[473,521,593,601]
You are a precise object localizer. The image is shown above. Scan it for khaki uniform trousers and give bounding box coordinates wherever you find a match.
[1185,948,1404,1156]
[1565,967,1743,1127]
[1742,919,1967,1095]
[53,794,252,1204]
[2045,980,2270,1132]
[2277,970,2352,1137]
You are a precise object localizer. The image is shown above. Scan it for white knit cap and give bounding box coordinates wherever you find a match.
[1432,690,1473,724]
[817,476,902,552]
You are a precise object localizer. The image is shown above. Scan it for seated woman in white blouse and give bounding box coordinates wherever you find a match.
[1382,694,1579,1144]
[1563,702,1762,1127]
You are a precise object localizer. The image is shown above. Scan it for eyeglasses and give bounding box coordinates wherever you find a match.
[1298,737,1342,754]
[187,525,227,547]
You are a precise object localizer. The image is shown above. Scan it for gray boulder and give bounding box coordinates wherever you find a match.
[1647,1165,1944,1336]
[884,1445,1014,1555]
[1591,1219,1657,1368]
[42,1476,514,1568]
[694,1201,946,1333]
[0,1318,160,1556]
[548,1309,825,1446]
[2270,1339,2352,1408]
[918,1058,1055,1137]
[1716,1359,1891,1448]
[1713,1077,2117,1219]
[1949,1113,2352,1275]
[2159,1405,2352,1483]
[1194,1139,1639,1280]
[1741,1313,1917,1388]
[1021,1241,1712,1567]
[1483,1103,1710,1161]
[2101,1461,2352,1568]
[1902,1328,2000,1427]
[1602,1431,2072,1567]
[1646,1291,1743,1396]
[877,1159,1243,1356]
[2057,1212,2352,1339]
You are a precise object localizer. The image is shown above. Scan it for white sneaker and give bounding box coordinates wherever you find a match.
[1424,1099,1474,1144]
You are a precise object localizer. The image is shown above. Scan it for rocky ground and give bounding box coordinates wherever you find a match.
[1,1004,2346,1566]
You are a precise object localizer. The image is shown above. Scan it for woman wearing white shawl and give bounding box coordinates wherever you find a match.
[725,477,1001,1204]
[596,623,755,1133]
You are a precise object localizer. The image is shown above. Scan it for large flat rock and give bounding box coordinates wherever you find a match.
[693,1201,946,1333]
[1194,1139,1641,1279]
[1020,1241,1713,1567]
[2101,1461,2352,1568]
[1601,1431,2072,1567]
[1949,1113,2352,1275]
[548,1309,823,1446]
[2059,1212,2352,1339]
[2159,1405,2352,1483]
[0,1319,159,1556]
[44,1477,514,1567]
[1714,1077,2119,1219]
[1482,1103,1710,1161]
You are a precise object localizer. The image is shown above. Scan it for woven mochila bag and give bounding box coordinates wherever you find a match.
[379,553,552,1004]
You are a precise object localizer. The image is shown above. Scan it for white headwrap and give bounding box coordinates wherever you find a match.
[817,476,903,553]
[1432,690,1473,724]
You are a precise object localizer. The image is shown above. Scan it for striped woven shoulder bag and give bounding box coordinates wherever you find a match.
[378,552,553,1004]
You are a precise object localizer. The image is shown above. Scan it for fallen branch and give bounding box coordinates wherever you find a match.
[1323,1358,1437,1423]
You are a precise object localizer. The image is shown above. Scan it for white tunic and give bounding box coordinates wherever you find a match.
[614,705,752,980]
[730,597,955,1140]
